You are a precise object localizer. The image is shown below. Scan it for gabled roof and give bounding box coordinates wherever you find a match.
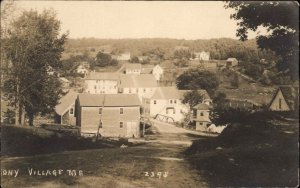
[78,93,141,107]
[193,103,210,110]
[227,58,238,62]
[149,87,210,100]
[55,90,78,115]
[85,72,120,80]
[119,74,157,88]
[269,86,299,110]
[125,63,142,70]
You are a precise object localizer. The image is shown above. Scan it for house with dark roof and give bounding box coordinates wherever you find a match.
[84,72,120,94]
[75,93,141,138]
[124,63,142,74]
[54,90,78,125]
[142,87,211,122]
[268,86,299,111]
[192,103,212,131]
[119,74,158,101]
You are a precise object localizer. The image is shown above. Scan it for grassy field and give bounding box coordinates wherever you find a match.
[1,125,126,157]
[185,112,299,187]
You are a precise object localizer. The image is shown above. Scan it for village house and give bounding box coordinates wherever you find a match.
[152,64,164,81]
[141,64,164,81]
[268,86,299,111]
[124,63,142,74]
[119,74,157,101]
[226,58,239,67]
[54,90,78,125]
[84,72,119,94]
[192,103,212,131]
[193,51,210,61]
[116,52,131,61]
[75,93,141,138]
[142,87,211,122]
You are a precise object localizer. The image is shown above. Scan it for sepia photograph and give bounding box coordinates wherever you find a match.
[0,1,299,187]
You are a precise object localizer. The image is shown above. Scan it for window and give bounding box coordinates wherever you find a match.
[143,88,146,93]
[170,100,173,104]
[120,108,123,114]
[279,98,282,109]
[200,122,203,125]
[200,112,204,116]
[120,122,123,128]
[99,108,102,114]
[94,85,97,89]
[173,108,176,114]
[174,100,177,104]
[69,108,74,115]
[154,100,156,104]
[99,121,102,128]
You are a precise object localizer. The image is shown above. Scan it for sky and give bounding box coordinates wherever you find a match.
[12,1,260,40]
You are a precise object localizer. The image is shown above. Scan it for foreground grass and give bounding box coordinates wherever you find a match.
[185,112,299,187]
[1,147,160,188]
[1,125,127,157]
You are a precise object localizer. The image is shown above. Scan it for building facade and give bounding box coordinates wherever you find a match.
[125,63,142,74]
[75,94,141,138]
[55,90,78,125]
[143,87,211,122]
[152,65,164,81]
[194,51,210,61]
[84,72,119,94]
[192,103,212,131]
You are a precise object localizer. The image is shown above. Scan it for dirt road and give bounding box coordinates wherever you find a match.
[1,121,209,188]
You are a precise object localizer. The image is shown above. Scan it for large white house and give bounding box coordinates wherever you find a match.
[193,51,210,61]
[142,87,211,122]
[84,72,119,94]
[152,65,164,81]
[119,74,157,101]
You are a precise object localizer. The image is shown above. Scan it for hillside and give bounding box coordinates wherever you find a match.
[63,38,277,63]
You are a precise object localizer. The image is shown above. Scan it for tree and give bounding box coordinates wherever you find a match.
[174,49,191,60]
[130,56,140,64]
[95,52,112,67]
[182,90,204,109]
[176,69,219,96]
[225,1,299,80]
[3,9,67,126]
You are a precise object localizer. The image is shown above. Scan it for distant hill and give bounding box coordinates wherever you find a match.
[64,38,278,63]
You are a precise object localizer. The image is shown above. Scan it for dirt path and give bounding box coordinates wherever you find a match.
[1,121,209,188]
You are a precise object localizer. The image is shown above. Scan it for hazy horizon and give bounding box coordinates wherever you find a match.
[14,1,263,40]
